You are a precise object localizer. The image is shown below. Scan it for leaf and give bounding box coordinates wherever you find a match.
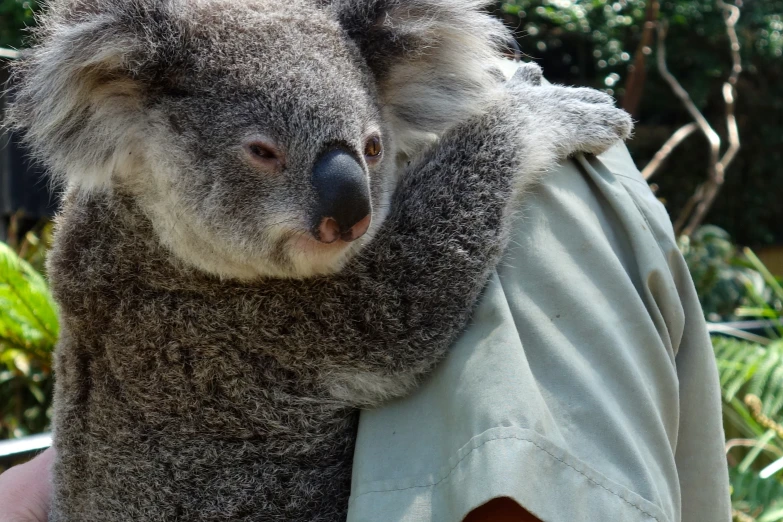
[759,506,783,522]
[738,308,781,319]
[741,430,779,473]
[745,248,783,303]
[27,383,45,405]
[13,352,30,376]
[0,241,59,355]
[731,466,783,520]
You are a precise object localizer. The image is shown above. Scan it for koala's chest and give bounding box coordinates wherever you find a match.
[57,325,358,522]
[88,303,341,441]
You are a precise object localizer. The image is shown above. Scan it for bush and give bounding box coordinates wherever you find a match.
[681,225,781,322]
[705,236,783,521]
[0,223,56,440]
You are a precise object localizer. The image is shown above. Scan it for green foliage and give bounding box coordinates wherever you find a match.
[0,0,37,49]
[716,337,782,427]
[711,238,783,521]
[0,225,56,439]
[718,336,783,521]
[681,225,782,322]
[0,243,59,354]
[730,464,783,522]
[496,0,783,246]
[497,0,782,100]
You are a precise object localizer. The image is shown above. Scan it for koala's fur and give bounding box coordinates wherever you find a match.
[7,0,631,520]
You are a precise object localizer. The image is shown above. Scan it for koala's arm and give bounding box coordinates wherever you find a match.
[282,75,632,407]
[326,105,522,405]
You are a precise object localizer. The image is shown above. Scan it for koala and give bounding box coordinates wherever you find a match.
[7,0,631,520]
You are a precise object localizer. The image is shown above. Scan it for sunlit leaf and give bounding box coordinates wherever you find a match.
[0,241,59,356]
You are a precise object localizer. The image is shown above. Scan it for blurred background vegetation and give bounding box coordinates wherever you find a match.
[1,0,782,520]
[0,219,55,438]
[494,0,783,248]
[0,0,35,49]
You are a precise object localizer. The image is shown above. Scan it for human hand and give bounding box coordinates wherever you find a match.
[0,448,54,522]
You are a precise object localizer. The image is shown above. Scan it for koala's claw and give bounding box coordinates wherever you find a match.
[509,62,543,86]
[564,100,634,157]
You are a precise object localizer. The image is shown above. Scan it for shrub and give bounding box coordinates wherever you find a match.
[0,223,56,440]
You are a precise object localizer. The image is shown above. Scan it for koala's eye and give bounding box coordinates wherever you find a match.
[243,140,284,171]
[248,143,276,159]
[363,136,383,162]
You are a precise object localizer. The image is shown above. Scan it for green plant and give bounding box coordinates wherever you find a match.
[730,464,783,522]
[0,221,57,439]
[681,225,780,322]
[711,243,783,521]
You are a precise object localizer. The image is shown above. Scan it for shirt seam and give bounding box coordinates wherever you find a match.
[350,432,665,522]
[611,171,650,186]
[593,155,673,263]
[615,177,678,266]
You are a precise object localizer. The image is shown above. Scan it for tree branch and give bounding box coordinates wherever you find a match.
[642,122,699,180]
[621,0,660,116]
[656,22,722,167]
[655,1,743,237]
[679,0,743,236]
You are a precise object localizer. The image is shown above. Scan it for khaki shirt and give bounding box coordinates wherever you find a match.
[347,142,732,522]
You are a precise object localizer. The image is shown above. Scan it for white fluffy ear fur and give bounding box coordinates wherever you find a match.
[330,0,510,158]
[5,1,160,193]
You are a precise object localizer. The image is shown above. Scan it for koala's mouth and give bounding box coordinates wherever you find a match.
[283,232,363,278]
[291,232,357,255]
[313,214,371,244]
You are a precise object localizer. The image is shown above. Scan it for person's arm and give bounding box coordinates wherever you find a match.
[0,448,54,522]
[464,497,542,522]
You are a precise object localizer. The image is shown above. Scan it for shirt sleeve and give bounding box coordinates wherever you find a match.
[346,143,731,522]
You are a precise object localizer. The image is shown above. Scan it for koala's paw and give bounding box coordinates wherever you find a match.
[508,75,633,158]
[551,86,633,156]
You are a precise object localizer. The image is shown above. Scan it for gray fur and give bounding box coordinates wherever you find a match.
[6,0,632,520]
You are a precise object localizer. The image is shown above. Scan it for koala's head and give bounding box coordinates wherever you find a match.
[8,0,509,280]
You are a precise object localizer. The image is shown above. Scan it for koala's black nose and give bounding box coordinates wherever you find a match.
[311,148,372,244]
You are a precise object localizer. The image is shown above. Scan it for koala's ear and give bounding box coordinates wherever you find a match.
[328,0,510,156]
[5,0,170,193]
